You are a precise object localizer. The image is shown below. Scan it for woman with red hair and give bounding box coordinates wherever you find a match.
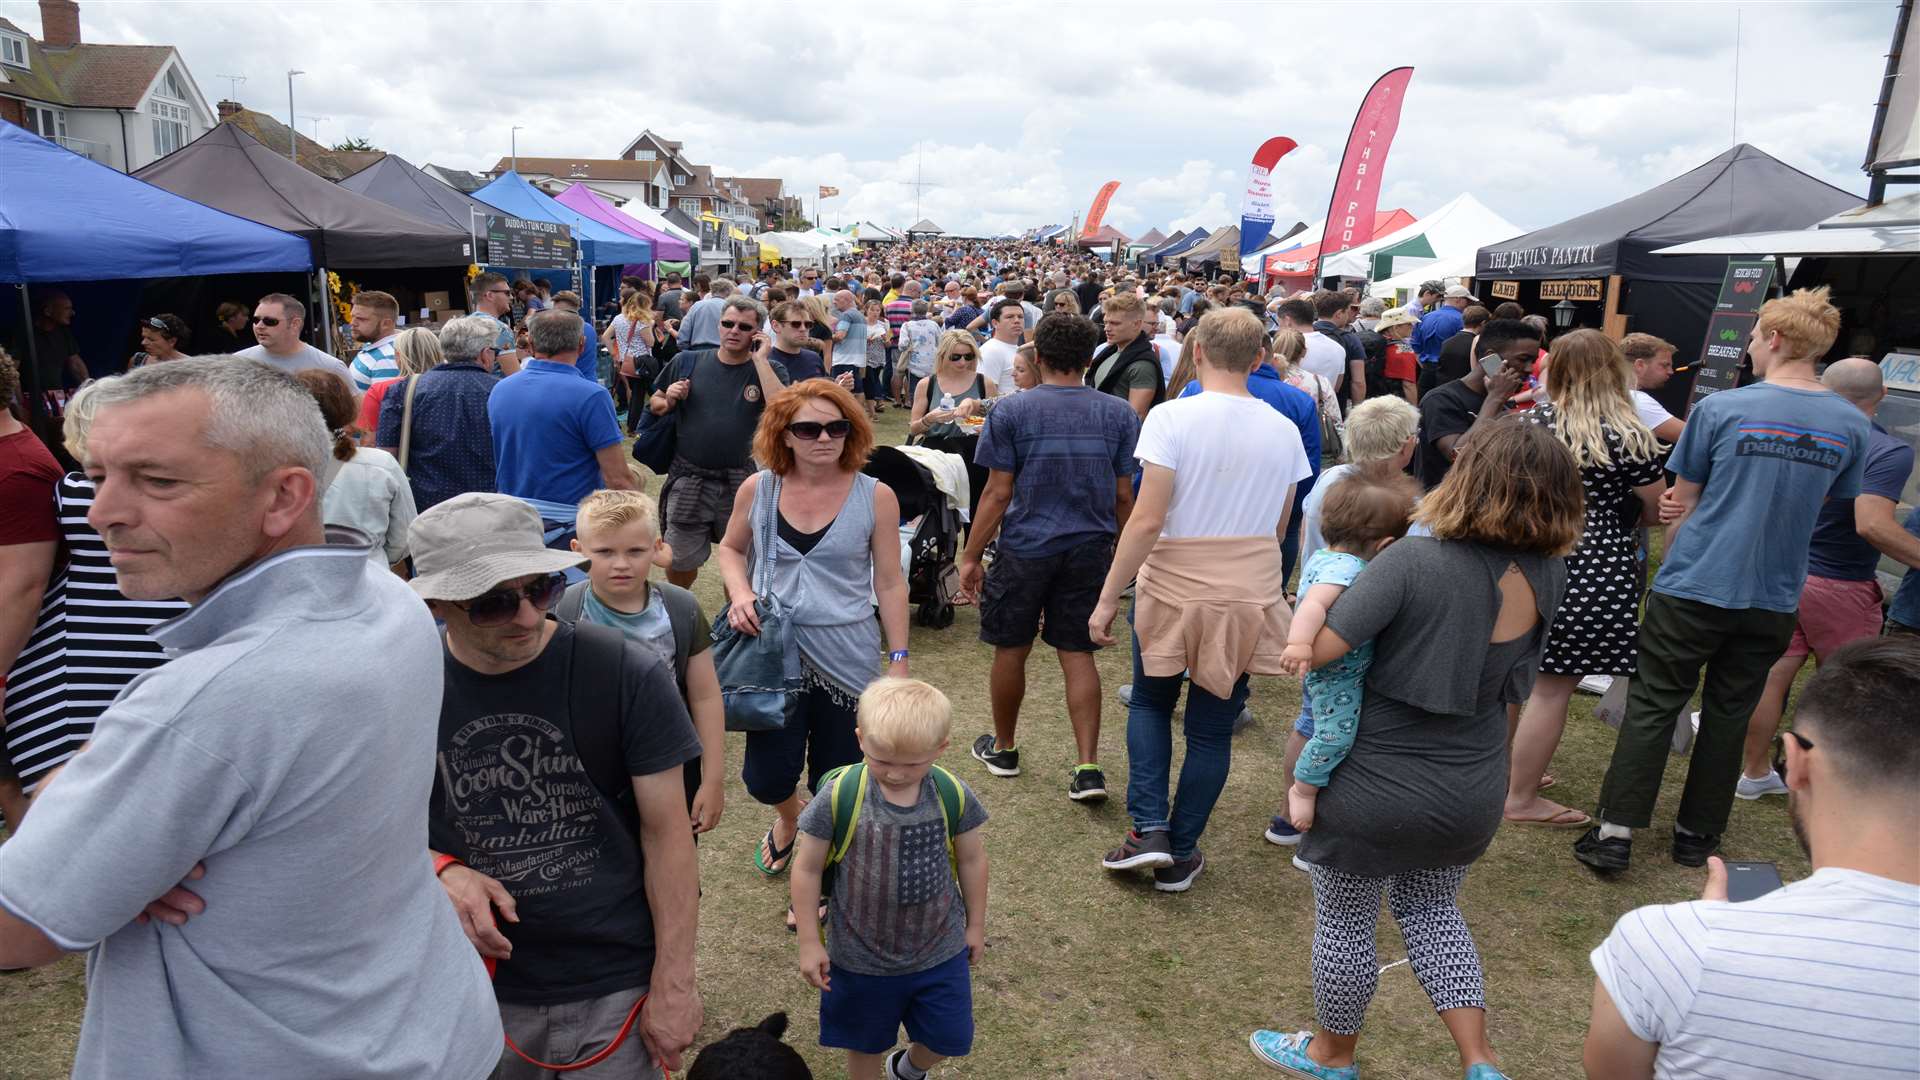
[715,379,911,920]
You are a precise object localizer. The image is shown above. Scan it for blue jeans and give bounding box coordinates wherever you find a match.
[1281,501,1304,589]
[1124,627,1251,859]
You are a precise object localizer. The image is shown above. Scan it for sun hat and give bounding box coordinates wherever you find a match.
[1443,284,1480,301]
[407,492,586,602]
[1376,306,1420,332]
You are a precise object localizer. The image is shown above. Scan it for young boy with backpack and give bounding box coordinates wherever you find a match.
[790,679,989,1080]
[562,489,727,832]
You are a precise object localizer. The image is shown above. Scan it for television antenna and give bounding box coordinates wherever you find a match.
[905,141,939,224]
[215,73,246,100]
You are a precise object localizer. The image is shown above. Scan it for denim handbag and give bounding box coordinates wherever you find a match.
[631,353,695,474]
[708,472,802,732]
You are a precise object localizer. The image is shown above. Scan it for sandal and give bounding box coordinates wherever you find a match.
[1539,773,1557,791]
[784,901,830,933]
[1506,806,1591,828]
[754,825,796,877]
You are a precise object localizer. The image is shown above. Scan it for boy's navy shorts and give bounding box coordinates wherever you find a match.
[819,949,973,1057]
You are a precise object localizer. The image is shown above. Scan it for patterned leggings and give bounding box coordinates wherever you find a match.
[1308,863,1485,1035]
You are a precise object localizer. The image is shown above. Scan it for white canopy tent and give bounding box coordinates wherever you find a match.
[1651,192,1918,257]
[852,221,903,242]
[758,230,828,267]
[1367,251,1476,301]
[1319,193,1523,282]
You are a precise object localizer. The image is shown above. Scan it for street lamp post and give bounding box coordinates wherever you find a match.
[286,70,305,161]
[511,125,523,173]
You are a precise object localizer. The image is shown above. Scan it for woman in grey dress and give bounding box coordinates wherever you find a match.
[1250,419,1583,1080]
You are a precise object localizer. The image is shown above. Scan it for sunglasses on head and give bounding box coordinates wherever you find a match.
[251,315,281,327]
[788,419,853,441]
[453,572,568,628]
[146,317,171,331]
[719,319,757,332]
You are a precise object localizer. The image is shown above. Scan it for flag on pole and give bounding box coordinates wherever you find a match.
[1315,67,1414,279]
[1239,137,1297,262]
[818,185,840,199]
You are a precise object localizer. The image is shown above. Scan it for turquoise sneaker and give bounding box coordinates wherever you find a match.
[1248,1030,1358,1078]
[1464,1064,1511,1080]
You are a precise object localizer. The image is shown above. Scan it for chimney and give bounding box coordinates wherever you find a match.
[39,0,80,48]
[217,99,242,121]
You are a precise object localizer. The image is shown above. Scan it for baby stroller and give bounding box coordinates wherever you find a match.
[863,446,965,628]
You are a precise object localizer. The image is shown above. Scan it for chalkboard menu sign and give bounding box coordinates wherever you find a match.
[484,215,576,269]
[1688,259,1774,412]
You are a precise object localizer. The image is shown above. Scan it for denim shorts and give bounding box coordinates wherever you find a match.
[1294,695,1315,738]
[820,949,973,1057]
[978,536,1114,652]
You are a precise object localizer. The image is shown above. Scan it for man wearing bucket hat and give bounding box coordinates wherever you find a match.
[1367,306,1423,405]
[413,493,704,1077]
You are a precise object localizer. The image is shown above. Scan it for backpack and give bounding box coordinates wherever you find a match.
[817,762,966,899]
[555,579,702,691]
[565,621,645,840]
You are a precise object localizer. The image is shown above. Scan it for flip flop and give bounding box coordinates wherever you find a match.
[1507,807,1592,829]
[754,826,796,877]
[1540,773,1558,791]
[784,901,830,933]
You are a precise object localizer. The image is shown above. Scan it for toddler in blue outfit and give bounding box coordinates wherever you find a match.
[1280,470,1420,832]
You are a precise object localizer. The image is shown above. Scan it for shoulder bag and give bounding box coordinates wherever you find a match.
[707,473,801,732]
[396,373,422,472]
[630,352,698,474]
[1308,372,1343,465]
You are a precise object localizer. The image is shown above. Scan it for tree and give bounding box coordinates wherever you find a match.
[331,137,377,153]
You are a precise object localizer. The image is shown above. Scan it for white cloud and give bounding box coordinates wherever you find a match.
[3,0,1890,236]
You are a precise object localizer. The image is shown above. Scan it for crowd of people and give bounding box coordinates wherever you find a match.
[0,235,1915,1080]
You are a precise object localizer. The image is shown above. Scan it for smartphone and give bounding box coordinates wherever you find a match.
[1724,860,1785,902]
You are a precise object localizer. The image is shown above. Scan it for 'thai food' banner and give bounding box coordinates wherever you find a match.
[1083,180,1121,236]
[1239,137,1298,261]
[1315,66,1414,278]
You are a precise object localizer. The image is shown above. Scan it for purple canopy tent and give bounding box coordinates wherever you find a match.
[553,183,690,283]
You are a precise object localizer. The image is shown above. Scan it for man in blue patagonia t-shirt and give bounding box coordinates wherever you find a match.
[1578,288,1870,875]
[958,312,1139,806]
[488,309,637,505]
[1732,358,1919,799]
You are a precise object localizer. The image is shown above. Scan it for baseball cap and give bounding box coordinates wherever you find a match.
[1443,284,1479,301]
[407,493,585,602]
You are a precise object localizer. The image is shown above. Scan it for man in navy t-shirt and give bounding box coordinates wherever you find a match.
[768,300,827,382]
[958,312,1139,805]
[1733,357,1918,796]
[488,310,637,506]
[1580,289,1870,875]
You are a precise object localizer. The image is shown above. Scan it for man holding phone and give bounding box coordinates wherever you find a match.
[1414,318,1542,489]
[648,297,790,588]
[1581,636,1920,1079]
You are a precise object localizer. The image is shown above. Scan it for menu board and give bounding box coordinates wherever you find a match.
[1688,259,1775,412]
[484,215,575,269]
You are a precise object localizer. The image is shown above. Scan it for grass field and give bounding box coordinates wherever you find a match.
[0,404,1808,1079]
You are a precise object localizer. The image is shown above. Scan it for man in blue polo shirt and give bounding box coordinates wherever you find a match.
[488,310,637,505]
[1410,283,1470,397]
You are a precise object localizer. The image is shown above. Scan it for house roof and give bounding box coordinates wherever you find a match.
[672,164,723,200]
[722,176,785,204]
[487,155,664,183]
[422,164,487,193]
[215,104,353,180]
[0,17,182,110]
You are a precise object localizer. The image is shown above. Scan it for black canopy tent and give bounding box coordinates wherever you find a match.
[337,153,503,240]
[1475,144,1859,412]
[136,124,475,350]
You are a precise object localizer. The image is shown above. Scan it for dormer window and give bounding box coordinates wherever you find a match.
[1,30,27,68]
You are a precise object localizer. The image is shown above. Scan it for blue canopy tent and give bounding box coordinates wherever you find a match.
[1149,227,1210,266]
[470,172,651,315]
[1,122,311,438]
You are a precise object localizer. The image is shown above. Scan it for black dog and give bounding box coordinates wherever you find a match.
[686,1011,812,1079]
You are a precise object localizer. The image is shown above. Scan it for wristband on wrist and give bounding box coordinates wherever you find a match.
[432,853,463,877]
[887,649,910,663]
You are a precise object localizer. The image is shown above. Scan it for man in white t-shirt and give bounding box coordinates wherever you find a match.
[1088,306,1310,890]
[1151,298,1182,381]
[1276,297,1347,392]
[977,299,1024,396]
[235,293,355,389]
[1583,636,1920,1079]
[1621,332,1686,443]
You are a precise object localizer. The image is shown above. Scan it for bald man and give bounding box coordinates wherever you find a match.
[829,289,868,387]
[1735,357,1920,796]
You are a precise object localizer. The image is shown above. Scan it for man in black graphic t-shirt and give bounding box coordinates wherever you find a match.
[409,493,703,1077]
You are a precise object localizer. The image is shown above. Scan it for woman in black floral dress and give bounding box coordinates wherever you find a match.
[1506,330,1667,826]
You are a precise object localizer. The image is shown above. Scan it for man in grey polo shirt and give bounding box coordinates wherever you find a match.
[0,358,500,1079]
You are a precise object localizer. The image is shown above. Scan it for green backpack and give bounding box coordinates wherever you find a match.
[819,762,966,898]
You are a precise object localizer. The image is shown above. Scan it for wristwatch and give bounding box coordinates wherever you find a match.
[888,649,910,663]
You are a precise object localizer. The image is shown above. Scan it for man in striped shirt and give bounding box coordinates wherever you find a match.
[348,290,401,393]
[1583,636,1920,1078]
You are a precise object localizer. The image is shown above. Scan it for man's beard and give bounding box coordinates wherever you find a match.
[1788,792,1812,860]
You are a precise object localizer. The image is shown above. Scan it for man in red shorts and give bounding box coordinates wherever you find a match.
[1736,357,1919,799]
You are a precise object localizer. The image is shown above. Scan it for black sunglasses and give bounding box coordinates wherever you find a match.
[788,419,853,441]
[145,317,171,331]
[454,572,567,628]
[951,352,978,361]
[783,320,810,329]
[251,315,281,327]
[1785,729,1814,752]
[719,319,758,331]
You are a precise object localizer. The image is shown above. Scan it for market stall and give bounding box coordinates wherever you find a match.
[1474,143,1860,412]
[1179,225,1242,277]
[471,171,653,317]
[1149,227,1210,267]
[553,182,690,280]
[1255,209,1417,291]
[1319,194,1521,284]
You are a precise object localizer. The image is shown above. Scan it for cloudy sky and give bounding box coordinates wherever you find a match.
[7,0,1899,237]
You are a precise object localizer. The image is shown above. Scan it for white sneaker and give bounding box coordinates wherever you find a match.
[1291,854,1313,873]
[1690,710,1701,734]
[1735,771,1789,800]
[1116,684,1133,706]
[1577,674,1614,695]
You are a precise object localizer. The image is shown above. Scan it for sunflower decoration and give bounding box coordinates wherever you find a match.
[466,264,482,280]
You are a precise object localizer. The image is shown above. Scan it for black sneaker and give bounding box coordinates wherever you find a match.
[1154,850,1205,892]
[1068,765,1108,802]
[1102,829,1174,870]
[1573,826,1632,874]
[970,734,1019,777]
[1671,829,1721,868]
[1264,813,1304,846]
